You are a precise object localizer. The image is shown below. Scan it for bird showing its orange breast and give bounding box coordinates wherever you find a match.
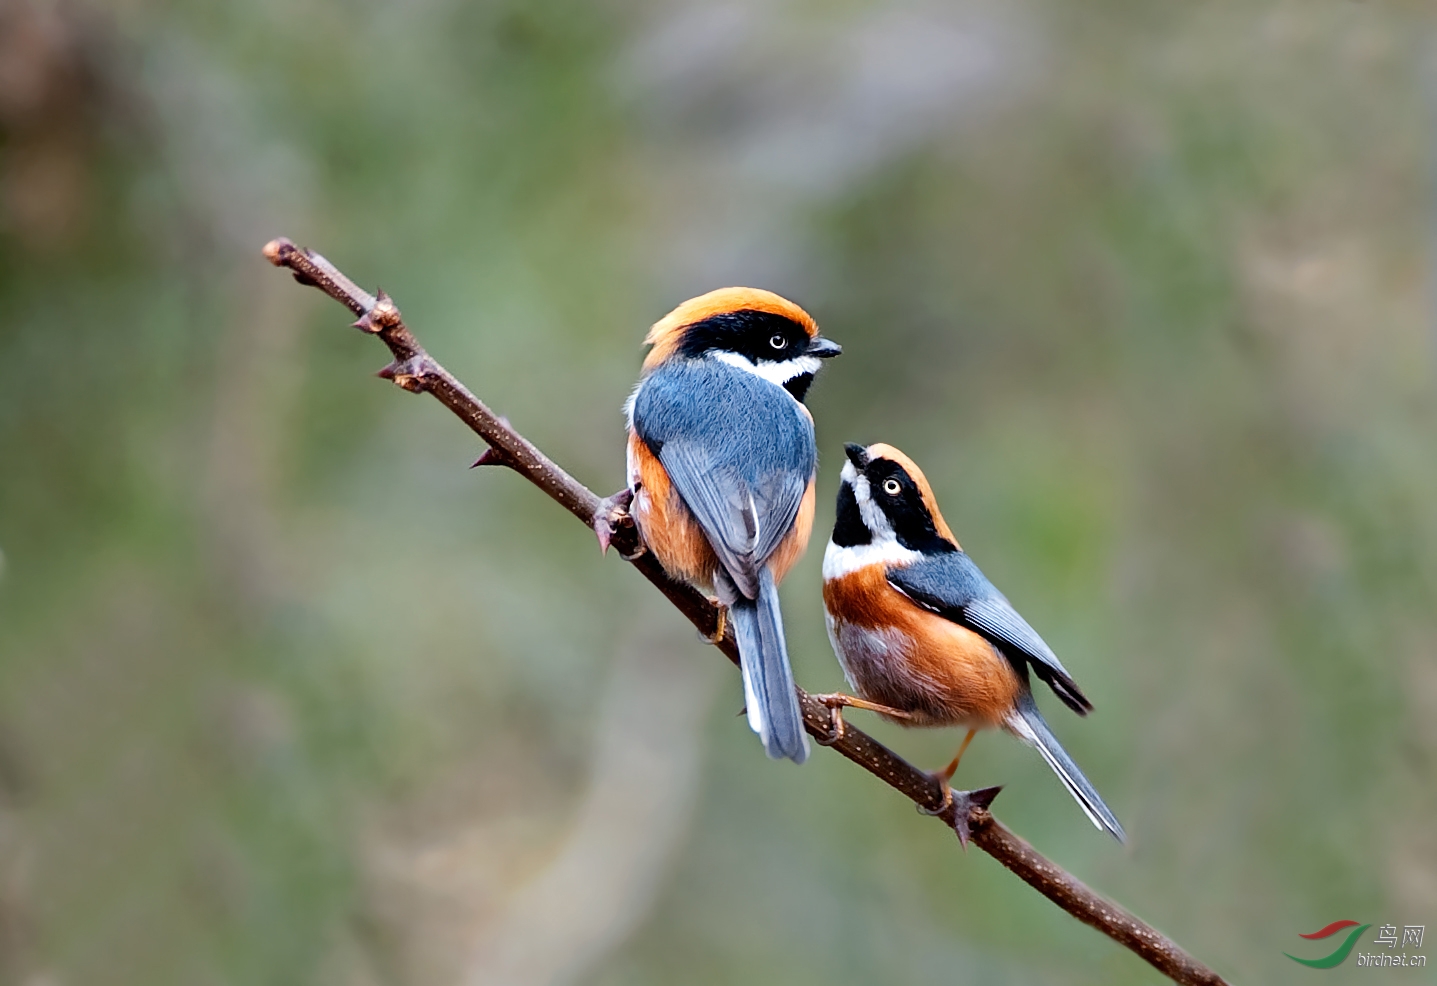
[823,564,1020,729]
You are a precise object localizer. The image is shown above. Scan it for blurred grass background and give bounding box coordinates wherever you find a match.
[2,0,1436,984]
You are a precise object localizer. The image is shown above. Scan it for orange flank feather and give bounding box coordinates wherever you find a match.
[628,431,719,589]
[864,444,958,547]
[823,564,1018,728]
[767,477,816,585]
[629,433,816,590]
[642,287,819,373]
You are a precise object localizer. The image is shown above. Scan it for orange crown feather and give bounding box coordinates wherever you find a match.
[642,287,818,371]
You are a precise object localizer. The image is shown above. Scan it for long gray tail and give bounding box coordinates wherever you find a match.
[731,568,809,763]
[1008,691,1124,841]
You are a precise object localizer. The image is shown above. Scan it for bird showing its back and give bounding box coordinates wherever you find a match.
[624,289,840,763]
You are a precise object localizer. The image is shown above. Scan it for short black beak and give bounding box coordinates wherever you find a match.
[807,337,842,359]
[843,443,869,469]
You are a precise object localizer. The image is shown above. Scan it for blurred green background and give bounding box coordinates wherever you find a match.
[2,1,1435,983]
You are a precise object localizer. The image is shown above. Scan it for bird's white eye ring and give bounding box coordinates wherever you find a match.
[882,478,901,496]
[769,333,786,350]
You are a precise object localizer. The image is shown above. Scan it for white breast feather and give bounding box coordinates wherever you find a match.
[822,538,922,580]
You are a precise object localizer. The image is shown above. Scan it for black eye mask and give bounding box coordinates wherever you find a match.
[863,459,957,554]
[676,309,812,365]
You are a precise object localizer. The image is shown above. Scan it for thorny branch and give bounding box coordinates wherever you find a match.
[263,237,1232,986]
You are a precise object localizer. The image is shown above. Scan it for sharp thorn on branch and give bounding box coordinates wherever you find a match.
[470,447,513,469]
[384,356,433,393]
[948,785,1003,850]
[370,289,402,331]
[592,488,635,556]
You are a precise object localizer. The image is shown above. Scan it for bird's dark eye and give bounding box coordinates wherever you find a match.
[882,478,902,496]
[769,333,787,350]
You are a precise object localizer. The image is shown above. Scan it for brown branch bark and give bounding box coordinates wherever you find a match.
[262,237,1232,986]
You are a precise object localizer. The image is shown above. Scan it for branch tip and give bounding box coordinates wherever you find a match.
[261,237,293,266]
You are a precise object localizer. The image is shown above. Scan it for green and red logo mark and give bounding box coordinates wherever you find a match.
[1285,921,1372,968]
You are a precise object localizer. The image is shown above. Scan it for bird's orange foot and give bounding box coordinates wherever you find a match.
[702,605,728,645]
[916,774,956,816]
[808,693,913,746]
[593,489,645,559]
[813,705,846,747]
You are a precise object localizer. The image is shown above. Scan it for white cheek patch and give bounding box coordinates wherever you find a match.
[852,474,895,542]
[713,351,822,390]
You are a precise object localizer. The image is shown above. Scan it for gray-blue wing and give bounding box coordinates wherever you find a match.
[887,552,1093,714]
[633,359,816,600]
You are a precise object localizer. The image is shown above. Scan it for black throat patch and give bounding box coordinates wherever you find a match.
[831,481,871,547]
[784,372,815,402]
